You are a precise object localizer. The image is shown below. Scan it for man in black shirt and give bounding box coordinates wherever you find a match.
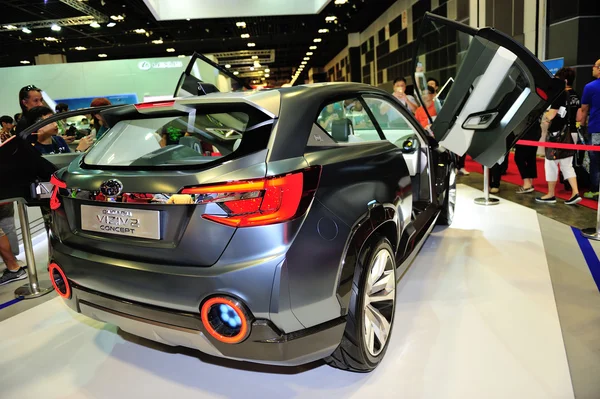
[536,67,582,205]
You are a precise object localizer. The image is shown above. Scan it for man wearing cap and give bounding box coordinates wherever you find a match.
[581,59,600,198]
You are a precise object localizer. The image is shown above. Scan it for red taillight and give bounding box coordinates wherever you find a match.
[536,87,548,101]
[134,100,175,110]
[50,174,67,210]
[180,166,321,227]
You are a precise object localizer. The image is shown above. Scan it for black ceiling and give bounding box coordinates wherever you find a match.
[0,0,396,86]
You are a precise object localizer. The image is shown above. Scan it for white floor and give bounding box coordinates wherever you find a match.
[0,185,575,399]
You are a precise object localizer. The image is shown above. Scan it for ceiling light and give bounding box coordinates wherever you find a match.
[241,33,250,39]
[225,64,231,68]
[75,46,87,50]
[304,57,310,60]
[233,71,239,75]
[51,24,61,31]
[20,60,30,64]
[261,77,266,81]
[301,61,307,65]
[98,53,107,58]
[306,52,313,56]
[334,0,348,4]
[265,68,270,73]
[251,55,258,59]
[134,28,146,34]
[310,45,317,50]
[236,21,246,28]
[325,16,337,22]
[152,39,164,44]
[22,27,31,34]
[253,61,261,67]
[44,37,58,41]
[318,29,329,33]
[314,38,322,42]
[107,22,116,27]
[265,74,270,78]
[247,42,255,47]
[90,21,101,28]
[110,15,125,21]
[4,25,17,30]
[178,54,186,58]
[186,18,191,21]
[250,66,254,71]
[166,48,175,52]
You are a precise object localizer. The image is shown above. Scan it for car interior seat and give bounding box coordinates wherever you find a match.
[331,118,363,143]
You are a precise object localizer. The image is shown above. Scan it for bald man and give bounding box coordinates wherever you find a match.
[581,59,600,198]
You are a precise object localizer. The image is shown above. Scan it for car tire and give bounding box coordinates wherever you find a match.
[437,165,456,226]
[325,236,397,373]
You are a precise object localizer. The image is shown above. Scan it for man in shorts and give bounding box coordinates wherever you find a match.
[581,59,600,198]
[0,226,27,286]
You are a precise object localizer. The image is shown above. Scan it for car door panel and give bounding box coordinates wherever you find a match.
[413,13,564,168]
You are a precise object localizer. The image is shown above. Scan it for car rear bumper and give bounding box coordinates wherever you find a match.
[63,284,345,366]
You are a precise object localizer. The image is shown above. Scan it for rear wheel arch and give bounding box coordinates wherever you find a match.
[335,204,402,314]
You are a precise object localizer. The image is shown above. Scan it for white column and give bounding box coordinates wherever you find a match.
[523,0,537,54]
[537,0,547,60]
[469,0,484,28]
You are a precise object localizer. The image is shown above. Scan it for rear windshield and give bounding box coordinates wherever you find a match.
[84,108,272,168]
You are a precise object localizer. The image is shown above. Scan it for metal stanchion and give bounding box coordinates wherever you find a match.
[474,166,500,206]
[581,194,600,240]
[13,200,53,299]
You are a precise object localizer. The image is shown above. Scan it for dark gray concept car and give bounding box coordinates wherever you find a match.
[19,14,560,372]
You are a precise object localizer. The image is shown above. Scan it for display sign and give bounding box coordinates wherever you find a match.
[138,60,184,70]
[54,93,139,111]
[542,58,564,75]
[81,205,161,240]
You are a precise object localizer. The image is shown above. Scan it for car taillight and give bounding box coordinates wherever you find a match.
[180,166,321,227]
[50,174,67,210]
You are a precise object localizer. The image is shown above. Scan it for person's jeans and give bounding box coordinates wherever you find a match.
[589,133,600,192]
[0,213,19,257]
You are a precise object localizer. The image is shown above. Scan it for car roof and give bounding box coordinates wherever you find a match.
[174,82,390,118]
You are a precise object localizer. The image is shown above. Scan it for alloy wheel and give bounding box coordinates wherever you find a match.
[363,248,396,357]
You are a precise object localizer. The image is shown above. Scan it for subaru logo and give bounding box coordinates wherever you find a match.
[100,179,123,198]
[138,61,151,71]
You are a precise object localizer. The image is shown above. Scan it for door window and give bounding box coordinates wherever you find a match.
[362,97,424,147]
[316,98,382,143]
[411,13,562,167]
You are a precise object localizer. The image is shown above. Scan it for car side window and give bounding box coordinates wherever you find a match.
[363,96,424,147]
[316,98,383,143]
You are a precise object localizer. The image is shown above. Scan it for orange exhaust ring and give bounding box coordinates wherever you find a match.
[49,262,71,299]
[200,296,250,344]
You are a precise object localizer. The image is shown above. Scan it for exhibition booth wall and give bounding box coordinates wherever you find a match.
[0,55,192,116]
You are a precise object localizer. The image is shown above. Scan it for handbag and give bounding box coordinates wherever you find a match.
[545,90,576,160]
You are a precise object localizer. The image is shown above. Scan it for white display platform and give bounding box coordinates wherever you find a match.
[0,185,574,399]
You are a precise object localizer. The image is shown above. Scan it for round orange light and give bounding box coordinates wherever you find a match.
[49,262,71,299]
[200,296,249,344]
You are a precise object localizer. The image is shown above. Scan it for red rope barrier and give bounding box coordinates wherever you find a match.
[516,139,600,151]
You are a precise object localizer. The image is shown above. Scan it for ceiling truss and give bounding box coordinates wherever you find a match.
[0,0,108,31]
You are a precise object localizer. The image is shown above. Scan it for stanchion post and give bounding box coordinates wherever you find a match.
[13,200,53,299]
[581,194,600,240]
[474,166,500,206]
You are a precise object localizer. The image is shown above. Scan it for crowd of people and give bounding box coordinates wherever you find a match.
[0,85,112,286]
[487,61,600,206]
[389,76,471,176]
